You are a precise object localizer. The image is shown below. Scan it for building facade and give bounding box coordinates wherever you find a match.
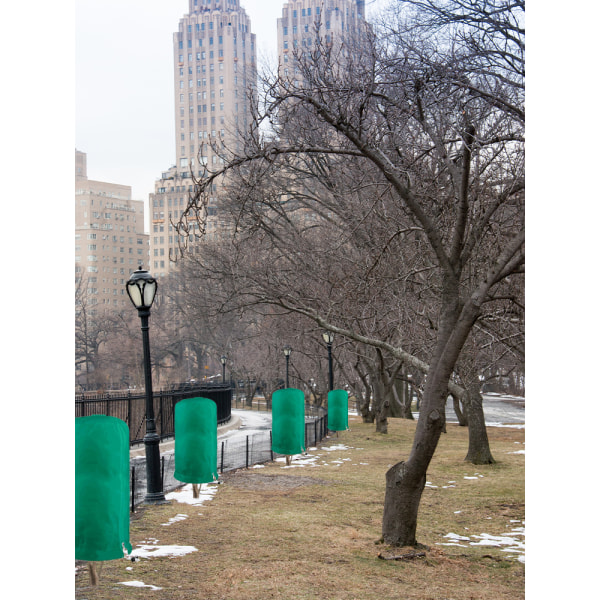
[75,149,149,313]
[149,0,257,278]
[277,0,366,70]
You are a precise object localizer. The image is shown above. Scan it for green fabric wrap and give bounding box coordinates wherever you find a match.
[271,388,305,455]
[75,415,132,561]
[328,389,349,431]
[174,397,218,484]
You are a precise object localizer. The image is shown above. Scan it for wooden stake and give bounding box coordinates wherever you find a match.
[285,455,292,466]
[192,483,200,498]
[88,562,99,585]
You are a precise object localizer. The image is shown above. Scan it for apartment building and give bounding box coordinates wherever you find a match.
[150,0,257,278]
[75,149,149,314]
[277,0,366,67]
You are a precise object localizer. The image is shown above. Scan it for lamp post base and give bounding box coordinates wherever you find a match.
[143,491,168,504]
[143,432,167,504]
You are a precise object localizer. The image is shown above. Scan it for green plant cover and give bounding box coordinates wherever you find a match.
[271,388,305,455]
[174,397,218,484]
[328,389,349,431]
[75,415,132,561]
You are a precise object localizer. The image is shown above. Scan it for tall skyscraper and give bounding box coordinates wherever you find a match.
[150,0,257,278]
[277,0,366,69]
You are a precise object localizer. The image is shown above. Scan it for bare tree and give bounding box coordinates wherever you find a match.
[175,0,524,547]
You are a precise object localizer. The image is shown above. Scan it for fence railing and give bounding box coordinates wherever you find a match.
[129,404,329,510]
[75,383,232,445]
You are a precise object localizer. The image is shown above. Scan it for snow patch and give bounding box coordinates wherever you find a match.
[118,580,162,591]
[438,523,525,562]
[162,514,188,526]
[130,544,198,559]
[165,483,219,506]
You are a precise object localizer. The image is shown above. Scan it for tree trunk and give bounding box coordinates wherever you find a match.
[381,462,426,547]
[393,375,414,420]
[358,391,374,423]
[464,385,495,464]
[382,390,446,545]
[451,392,468,426]
[388,381,403,418]
[372,377,392,434]
[375,398,390,434]
[382,290,482,546]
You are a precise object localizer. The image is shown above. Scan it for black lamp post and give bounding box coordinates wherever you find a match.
[322,331,334,391]
[283,345,292,388]
[220,355,227,383]
[126,266,166,504]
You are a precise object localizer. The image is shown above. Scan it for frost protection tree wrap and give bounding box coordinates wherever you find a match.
[271,388,305,455]
[328,389,349,431]
[174,397,218,484]
[75,415,132,561]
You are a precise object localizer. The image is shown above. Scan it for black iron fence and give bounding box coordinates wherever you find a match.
[75,383,232,445]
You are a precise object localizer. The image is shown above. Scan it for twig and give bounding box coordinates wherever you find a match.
[377,551,426,561]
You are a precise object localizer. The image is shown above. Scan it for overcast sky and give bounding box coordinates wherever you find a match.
[75,0,386,213]
[76,0,286,205]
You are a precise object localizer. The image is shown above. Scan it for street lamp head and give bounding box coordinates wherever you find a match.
[126,266,158,310]
[322,331,334,344]
[283,345,292,357]
[220,355,227,365]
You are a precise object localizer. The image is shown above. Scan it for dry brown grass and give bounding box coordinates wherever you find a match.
[75,415,525,599]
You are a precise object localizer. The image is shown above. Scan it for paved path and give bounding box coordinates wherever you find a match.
[130,411,243,458]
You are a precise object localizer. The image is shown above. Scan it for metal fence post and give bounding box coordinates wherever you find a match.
[246,435,250,469]
[131,465,135,513]
[221,441,225,473]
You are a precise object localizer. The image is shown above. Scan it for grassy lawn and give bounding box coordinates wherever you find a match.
[75,415,525,599]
